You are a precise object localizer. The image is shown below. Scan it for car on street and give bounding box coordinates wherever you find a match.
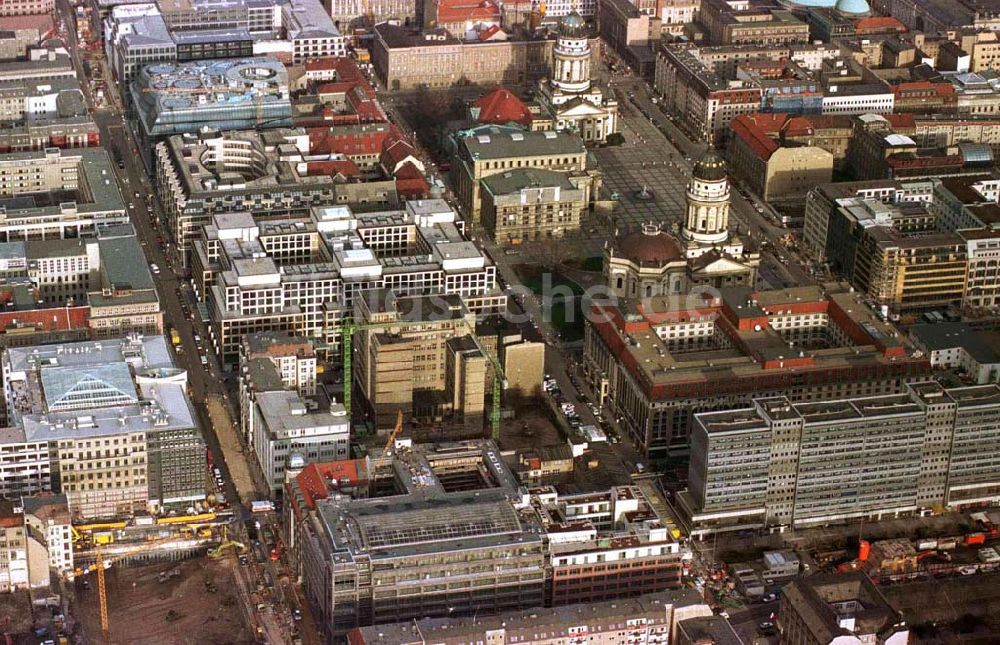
[238,555,250,566]
[759,621,775,632]
[149,263,159,274]
[292,608,303,621]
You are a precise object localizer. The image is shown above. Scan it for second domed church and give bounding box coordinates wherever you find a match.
[604,152,760,298]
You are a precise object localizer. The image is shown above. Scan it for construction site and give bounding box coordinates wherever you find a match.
[74,557,253,644]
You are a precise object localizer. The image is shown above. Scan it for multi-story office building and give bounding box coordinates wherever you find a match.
[0,336,206,520]
[728,113,834,207]
[534,484,687,606]
[802,178,936,262]
[371,23,555,91]
[679,381,1000,536]
[354,291,488,433]
[347,590,714,645]
[699,0,810,46]
[815,197,968,313]
[298,441,546,637]
[0,147,127,242]
[449,126,596,225]
[248,389,349,495]
[583,284,931,459]
[327,0,415,32]
[191,200,504,366]
[154,128,338,259]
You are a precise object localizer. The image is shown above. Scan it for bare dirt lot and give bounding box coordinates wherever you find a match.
[74,557,253,645]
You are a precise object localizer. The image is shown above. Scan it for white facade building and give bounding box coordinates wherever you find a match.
[250,391,350,494]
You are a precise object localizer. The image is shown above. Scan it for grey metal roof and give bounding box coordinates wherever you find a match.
[480,167,576,195]
[97,235,154,291]
[460,128,585,161]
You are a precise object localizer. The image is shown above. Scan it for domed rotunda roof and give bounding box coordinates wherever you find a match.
[692,150,728,182]
[559,11,586,36]
[616,223,683,267]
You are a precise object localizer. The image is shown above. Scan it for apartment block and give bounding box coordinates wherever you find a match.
[583,284,931,459]
[0,502,26,591]
[21,493,72,580]
[679,382,1000,536]
[242,332,318,397]
[191,200,503,366]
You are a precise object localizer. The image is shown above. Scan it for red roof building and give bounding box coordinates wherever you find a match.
[855,16,907,35]
[286,459,368,521]
[431,0,500,29]
[471,87,533,127]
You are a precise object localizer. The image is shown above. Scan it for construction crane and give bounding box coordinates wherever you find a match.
[340,317,506,439]
[379,410,404,461]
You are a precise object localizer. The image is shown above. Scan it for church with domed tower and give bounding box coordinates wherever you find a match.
[604,151,759,298]
[537,11,618,143]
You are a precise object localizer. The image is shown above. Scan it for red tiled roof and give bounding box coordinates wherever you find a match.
[395,162,431,198]
[290,459,368,516]
[305,58,343,71]
[478,24,504,40]
[730,114,780,161]
[436,0,499,24]
[797,114,852,130]
[309,124,402,157]
[381,135,420,173]
[781,116,815,138]
[893,81,956,98]
[855,16,907,34]
[884,113,917,130]
[473,87,532,127]
[306,159,360,178]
